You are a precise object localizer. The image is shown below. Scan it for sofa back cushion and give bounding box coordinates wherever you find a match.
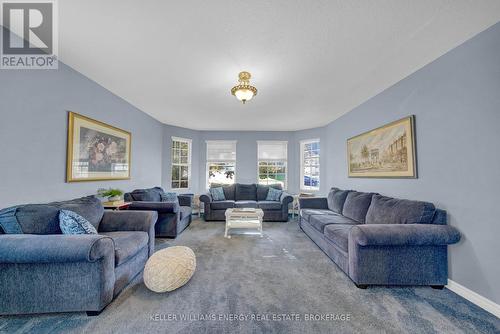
[327,188,350,213]
[365,194,436,225]
[49,196,104,230]
[257,184,282,201]
[342,191,374,223]
[127,187,163,202]
[0,204,60,234]
[210,184,236,201]
[235,184,257,201]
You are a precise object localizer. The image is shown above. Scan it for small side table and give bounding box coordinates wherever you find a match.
[103,202,131,210]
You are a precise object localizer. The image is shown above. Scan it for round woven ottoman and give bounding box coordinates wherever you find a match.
[143,246,196,293]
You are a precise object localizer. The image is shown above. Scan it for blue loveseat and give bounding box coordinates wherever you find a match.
[124,187,193,238]
[299,188,461,288]
[0,196,157,315]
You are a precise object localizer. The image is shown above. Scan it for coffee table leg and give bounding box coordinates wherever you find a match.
[225,222,230,239]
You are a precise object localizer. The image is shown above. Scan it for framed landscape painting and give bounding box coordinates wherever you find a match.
[347,116,416,178]
[67,112,131,182]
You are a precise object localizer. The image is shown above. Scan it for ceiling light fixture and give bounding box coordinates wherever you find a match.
[231,71,257,104]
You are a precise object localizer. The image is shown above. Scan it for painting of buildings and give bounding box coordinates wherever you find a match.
[347,116,416,178]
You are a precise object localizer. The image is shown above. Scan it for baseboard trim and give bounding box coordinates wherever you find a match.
[447,279,500,318]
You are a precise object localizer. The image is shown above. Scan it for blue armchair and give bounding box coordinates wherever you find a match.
[0,196,157,315]
[124,187,193,238]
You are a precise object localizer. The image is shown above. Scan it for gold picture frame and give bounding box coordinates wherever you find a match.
[66,111,131,182]
[347,116,417,178]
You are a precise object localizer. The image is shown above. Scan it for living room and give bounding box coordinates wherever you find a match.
[0,1,499,333]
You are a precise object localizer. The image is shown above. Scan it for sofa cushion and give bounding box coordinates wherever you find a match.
[129,188,162,202]
[266,187,283,201]
[257,184,281,201]
[311,214,358,226]
[59,210,97,235]
[179,206,192,220]
[210,184,236,200]
[323,224,355,252]
[209,187,226,201]
[300,209,337,221]
[100,231,148,266]
[235,200,258,208]
[366,194,436,225]
[309,214,357,233]
[49,196,104,230]
[210,200,235,210]
[342,191,374,223]
[0,207,23,234]
[327,188,351,214]
[0,205,61,234]
[258,201,282,210]
[235,184,257,201]
[160,191,178,202]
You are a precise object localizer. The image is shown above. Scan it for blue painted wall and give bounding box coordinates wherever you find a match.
[324,22,500,303]
[0,62,164,207]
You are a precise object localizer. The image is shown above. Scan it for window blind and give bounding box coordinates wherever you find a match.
[257,141,287,161]
[206,141,237,162]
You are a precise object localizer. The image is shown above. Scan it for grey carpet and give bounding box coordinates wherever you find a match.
[1,218,499,334]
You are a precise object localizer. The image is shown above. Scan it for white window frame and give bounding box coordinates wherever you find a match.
[300,138,320,191]
[257,141,288,189]
[206,140,237,189]
[170,136,192,190]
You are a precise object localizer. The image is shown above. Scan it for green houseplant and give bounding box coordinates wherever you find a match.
[98,188,124,202]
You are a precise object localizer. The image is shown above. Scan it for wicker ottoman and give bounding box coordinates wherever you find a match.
[143,246,196,293]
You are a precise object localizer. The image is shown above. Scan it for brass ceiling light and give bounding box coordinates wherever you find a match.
[231,71,257,104]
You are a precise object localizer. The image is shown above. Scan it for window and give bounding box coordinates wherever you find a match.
[258,141,287,188]
[300,139,320,191]
[171,137,191,189]
[206,140,236,188]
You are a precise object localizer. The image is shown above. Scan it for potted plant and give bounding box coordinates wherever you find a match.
[98,188,124,202]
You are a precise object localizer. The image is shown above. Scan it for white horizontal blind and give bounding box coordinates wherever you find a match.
[257,141,287,161]
[206,140,237,162]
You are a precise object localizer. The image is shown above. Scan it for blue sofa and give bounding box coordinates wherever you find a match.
[200,183,293,222]
[124,187,192,238]
[0,196,157,315]
[299,188,461,288]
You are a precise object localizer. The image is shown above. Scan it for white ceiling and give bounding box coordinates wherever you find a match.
[59,1,500,131]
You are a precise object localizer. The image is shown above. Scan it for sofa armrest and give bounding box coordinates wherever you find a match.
[0,234,114,264]
[127,201,179,213]
[280,192,293,205]
[298,197,328,210]
[350,224,461,247]
[178,194,193,207]
[199,193,212,203]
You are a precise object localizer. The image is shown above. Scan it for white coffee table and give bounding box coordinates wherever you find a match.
[224,208,264,239]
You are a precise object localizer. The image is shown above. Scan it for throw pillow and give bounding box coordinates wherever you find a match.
[266,187,283,201]
[160,192,178,202]
[59,209,98,235]
[209,187,226,201]
[0,207,23,234]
